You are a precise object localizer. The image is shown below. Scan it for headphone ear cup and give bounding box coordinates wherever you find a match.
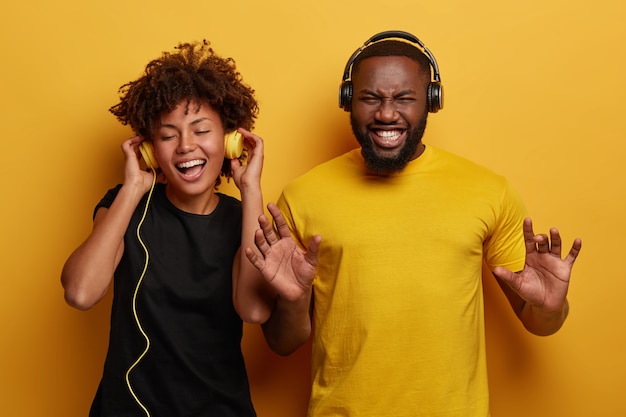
[339,81,353,112]
[224,131,244,159]
[427,82,444,113]
[139,141,159,170]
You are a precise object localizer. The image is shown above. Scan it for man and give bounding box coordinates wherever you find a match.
[240,31,582,417]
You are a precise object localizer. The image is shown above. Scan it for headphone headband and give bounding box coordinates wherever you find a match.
[338,30,444,113]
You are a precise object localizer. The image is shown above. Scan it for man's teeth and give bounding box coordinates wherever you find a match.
[177,159,204,169]
[378,130,401,140]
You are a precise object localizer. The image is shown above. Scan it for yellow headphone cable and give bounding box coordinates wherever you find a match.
[125,169,157,417]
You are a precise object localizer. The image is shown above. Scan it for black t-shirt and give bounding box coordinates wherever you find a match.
[89,183,256,417]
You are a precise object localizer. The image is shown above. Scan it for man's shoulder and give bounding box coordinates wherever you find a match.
[427,145,504,179]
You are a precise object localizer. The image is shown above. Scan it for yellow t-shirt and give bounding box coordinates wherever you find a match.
[278,145,527,417]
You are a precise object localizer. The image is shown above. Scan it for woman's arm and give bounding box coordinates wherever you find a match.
[231,129,277,323]
[61,136,154,310]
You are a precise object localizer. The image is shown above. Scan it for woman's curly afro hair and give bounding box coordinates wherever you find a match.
[109,40,259,184]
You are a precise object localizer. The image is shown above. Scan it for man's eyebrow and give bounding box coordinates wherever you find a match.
[358,89,417,97]
[393,89,417,97]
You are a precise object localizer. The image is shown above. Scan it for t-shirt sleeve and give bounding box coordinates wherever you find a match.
[483,180,528,272]
[92,184,122,219]
[276,191,307,250]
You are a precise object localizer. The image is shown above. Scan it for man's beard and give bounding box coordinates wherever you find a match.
[351,111,428,175]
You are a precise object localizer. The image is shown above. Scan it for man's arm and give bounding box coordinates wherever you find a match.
[261,285,313,356]
[493,218,582,336]
[245,203,321,355]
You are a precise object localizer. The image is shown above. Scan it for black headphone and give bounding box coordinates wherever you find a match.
[338,30,444,113]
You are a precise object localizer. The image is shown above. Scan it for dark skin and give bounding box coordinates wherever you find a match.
[351,56,428,169]
[493,218,581,335]
[243,55,582,354]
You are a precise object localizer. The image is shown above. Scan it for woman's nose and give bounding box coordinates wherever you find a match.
[177,134,196,153]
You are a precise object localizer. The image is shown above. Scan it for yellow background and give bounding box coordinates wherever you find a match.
[1,0,623,416]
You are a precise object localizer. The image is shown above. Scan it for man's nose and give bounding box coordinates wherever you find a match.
[375,99,399,122]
